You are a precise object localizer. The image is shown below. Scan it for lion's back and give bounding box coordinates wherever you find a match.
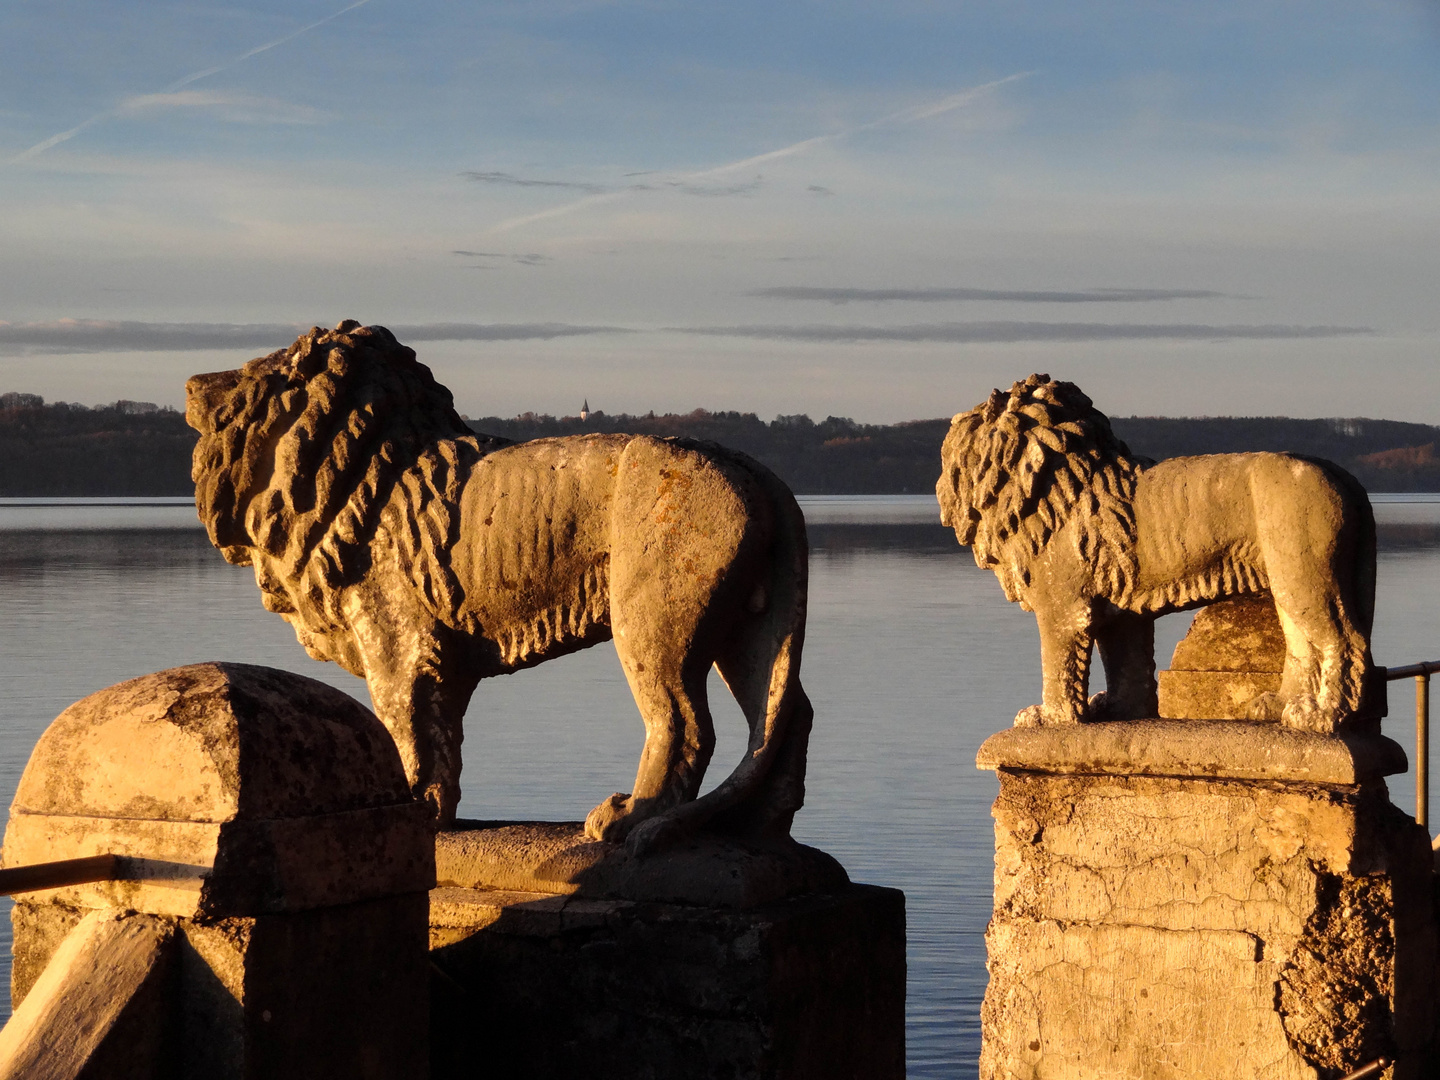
[448,435,628,662]
[1130,452,1365,612]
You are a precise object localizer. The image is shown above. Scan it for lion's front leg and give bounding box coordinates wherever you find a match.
[1018,600,1094,727]
[342,588,480,826]
[1091,608,1158,721]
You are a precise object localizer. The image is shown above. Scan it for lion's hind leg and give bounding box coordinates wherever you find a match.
[590,436,759,847]
[1271,581,1370,733]
[1260,459,1376,732]
[584,640,717,846]
[708,641,813,837]
[1273,599,1370,733]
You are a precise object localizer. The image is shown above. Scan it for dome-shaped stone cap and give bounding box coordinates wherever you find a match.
[11,663,411,823]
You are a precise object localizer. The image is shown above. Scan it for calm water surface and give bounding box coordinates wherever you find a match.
[2,495,1439,1076]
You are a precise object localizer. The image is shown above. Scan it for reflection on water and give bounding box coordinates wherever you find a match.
[1,499,1440,1076]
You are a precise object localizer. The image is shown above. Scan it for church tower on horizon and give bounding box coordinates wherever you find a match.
[580,399,590,422]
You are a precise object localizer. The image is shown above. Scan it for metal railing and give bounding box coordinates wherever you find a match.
[0,853,117,897]
[1384,661,1440,829]
[1338,1056,1391,1080]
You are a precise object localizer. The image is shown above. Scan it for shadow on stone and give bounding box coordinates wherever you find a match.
[428,822,904,1080]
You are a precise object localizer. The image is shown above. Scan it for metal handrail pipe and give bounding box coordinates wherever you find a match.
[1379,661,1440,829]
[0,854,118,897]
[1383,661,1440,681]
[1337,1057,1391,1080]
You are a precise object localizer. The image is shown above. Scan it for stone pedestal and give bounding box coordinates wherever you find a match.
[1157,597,1388,722]
[428,823,906,1080]
[976,720,1436,1080]
[1157,597,1288,719]
[0,663,434,1080]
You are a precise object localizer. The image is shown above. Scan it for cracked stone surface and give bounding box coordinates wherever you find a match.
[979,762,1437,1079]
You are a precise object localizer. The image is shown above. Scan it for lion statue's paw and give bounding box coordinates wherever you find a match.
[584,792,634,843]
[1013,705,1044,728]
[420,781,451,829]
[1085,691,1124,722]
[1280,693,1337,734]
[1245,692,1286,722]
[1014,703,1083,727]
[1015,705,1069,728]
[624,815,680,858]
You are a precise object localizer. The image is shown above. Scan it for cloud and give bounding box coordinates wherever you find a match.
[749,287,1238,304]
[390,323,630,342]
[0,320,306,353]
[3,318,1356,356]
[663,176,764,197]
[0,319,630,354]
[671,322,1373,344]
[462,170,763,202]
[4,0,371,167]
[806,185,835,196]
[462,171,606,193]
[485,71,1030,234]
[451,250,551,266]
[119,91,324,125]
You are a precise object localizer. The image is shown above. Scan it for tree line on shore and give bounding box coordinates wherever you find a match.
[1,392,1438,497]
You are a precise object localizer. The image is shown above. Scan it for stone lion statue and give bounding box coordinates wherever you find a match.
[937,373,1378,733]
[186,321,812,851]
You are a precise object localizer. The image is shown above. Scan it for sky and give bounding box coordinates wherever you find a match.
[1,0,1437,423]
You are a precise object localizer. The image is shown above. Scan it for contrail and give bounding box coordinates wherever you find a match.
[484,72,1031,235]
[4,0,373,168]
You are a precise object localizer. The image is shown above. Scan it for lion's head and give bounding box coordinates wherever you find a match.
[936,373,1147,608]
[187,320,491,637]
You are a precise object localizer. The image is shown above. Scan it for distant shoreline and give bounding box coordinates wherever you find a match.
[2,397,1439,497]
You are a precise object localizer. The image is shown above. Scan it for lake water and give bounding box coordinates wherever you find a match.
[2,494,1440,1076]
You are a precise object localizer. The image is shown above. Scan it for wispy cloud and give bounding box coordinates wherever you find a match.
[391,322,628,342]
[0,319,630,354]
[749,286,1238,304]
[806,185,835,196]
[451,250,552,267]
[0,321,303,353]
[461,171,606,193]
[484,71,1031,234]
[671,322,1373,344]
[661,176,764,197]
[463,170,764,200]
[119,91,325,125]
[3,317,1361,354]
[4,0,370,167]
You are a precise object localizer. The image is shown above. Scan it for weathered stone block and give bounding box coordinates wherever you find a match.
[0,910,175,1080]
[173,894,429,1080]
[1158,597,1387,722]
[429,881,906,1080]
[1,664,435,1080]
[983,920,1307,1079]
[435,820,849,908]
[977,720,1436,1079]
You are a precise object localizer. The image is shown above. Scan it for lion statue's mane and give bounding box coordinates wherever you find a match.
[191,321,492,638]
[936,373,1147,612]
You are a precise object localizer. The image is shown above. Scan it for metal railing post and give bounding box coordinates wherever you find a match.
[1418,674,1430,830]
[1384,660,1440,829]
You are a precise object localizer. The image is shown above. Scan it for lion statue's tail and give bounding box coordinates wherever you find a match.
[629,458,813,852]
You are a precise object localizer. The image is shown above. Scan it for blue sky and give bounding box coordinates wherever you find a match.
[1,1,1437,422]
